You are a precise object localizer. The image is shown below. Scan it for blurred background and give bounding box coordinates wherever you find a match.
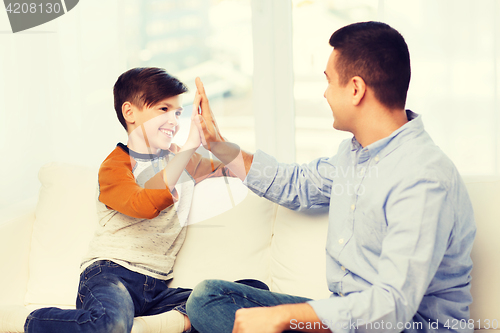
[1,0,499,212]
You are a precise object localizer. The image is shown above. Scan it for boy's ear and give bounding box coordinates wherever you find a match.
[122,102,135,125]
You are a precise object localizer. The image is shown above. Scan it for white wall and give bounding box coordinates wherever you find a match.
[0,1,127,212]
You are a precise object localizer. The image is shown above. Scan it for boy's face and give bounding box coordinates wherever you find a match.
[128,95,183,152]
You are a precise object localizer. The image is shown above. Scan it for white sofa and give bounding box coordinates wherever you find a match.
[0,163,499,332]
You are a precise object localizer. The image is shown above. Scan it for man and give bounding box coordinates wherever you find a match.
[187,21,476,333]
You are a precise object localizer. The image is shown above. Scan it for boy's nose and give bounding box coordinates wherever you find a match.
[166,113,178,126]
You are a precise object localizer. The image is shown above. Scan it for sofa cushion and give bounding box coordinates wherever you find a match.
[464,177,500,329]
[25,163,99,307]
[271,205,331,300]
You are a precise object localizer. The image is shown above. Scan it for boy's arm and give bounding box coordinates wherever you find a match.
[99,145,199,220]
[100,94,203,219]
[145,92,203,191]
[99,149,175,219]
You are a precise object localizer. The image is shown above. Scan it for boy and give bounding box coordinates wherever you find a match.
[12,68,230,333]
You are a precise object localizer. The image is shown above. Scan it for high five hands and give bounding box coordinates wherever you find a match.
[191,77,225,151]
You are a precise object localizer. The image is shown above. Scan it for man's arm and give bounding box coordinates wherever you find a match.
[181,149,240,184]
[194,77,333,211]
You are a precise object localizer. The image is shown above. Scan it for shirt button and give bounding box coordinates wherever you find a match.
[374,155,380,162]
[338,238,344,244]
[351,204,355,211]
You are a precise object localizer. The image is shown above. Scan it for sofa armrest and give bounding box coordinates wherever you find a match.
[0,204,36,306]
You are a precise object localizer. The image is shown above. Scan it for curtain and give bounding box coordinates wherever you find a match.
[0,0,127,211]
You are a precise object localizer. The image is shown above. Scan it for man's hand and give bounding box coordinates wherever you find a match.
[232,304,331,333]
[193,77,254,181]
[232,307,289,333]
[194,77,225,150]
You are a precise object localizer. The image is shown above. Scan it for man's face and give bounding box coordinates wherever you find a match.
[131,95,183,152]
[324,49,352,131]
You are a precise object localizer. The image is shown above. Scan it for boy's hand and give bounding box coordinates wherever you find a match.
[183,90,203,150]
[194,77,225,150]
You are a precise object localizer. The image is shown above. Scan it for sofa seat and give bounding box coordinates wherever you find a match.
[0,163,499,332]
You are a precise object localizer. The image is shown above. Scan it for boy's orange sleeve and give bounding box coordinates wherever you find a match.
[98,147,175,219]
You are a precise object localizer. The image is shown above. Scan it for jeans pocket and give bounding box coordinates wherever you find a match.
[84,265,102,281]
[77,290,85,306]
[77,280,87,308]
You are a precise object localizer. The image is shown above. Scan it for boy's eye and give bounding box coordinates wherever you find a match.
[160,107,168,112]
[175,111,182,117]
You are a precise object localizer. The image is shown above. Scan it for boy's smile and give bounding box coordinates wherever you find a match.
[126,95,183,154]
[160,128,175,138]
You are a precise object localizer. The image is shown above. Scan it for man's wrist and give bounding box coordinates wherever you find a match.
[206,136,225,152]
[274,305,295,331]
[209,140,240,164]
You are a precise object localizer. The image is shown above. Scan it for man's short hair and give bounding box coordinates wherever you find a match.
[113,67,188,130]
[329,21,411,110]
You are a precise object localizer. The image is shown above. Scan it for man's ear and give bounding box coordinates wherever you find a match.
[122,102,135,125]
[351,76,366,106]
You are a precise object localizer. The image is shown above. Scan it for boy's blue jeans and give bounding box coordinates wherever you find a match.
[25,260,195,333]
[186,279,312,333]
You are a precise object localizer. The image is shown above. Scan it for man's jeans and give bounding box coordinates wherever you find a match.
[25,260,194,333]
[186,279,312,333]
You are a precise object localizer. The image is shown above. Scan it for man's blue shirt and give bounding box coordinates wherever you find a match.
[244,110,476,332]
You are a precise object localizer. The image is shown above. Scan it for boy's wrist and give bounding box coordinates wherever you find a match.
[181,140,200,152]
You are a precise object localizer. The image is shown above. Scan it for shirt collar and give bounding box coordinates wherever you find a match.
[117,143,171,160]
[350,110,424,162]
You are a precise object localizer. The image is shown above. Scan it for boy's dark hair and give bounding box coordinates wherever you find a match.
[329,21,411,110]
[113,67,188,130]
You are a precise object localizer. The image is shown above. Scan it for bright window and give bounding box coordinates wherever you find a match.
[121,0,255,152]
[292,0,500,175]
